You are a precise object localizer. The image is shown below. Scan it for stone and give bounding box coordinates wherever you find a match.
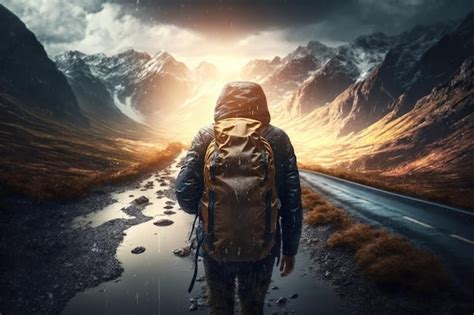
[290,293,298,299]
[189,303,198,311]
[173,246,191,257]
[197,297,207,307]
[164,205,174,209]
[154,219,174,226]
[271,286,279,290]
[276,297,287,305]
[133,196,149,205]
[131,246,146,254]
[164,210,176,215]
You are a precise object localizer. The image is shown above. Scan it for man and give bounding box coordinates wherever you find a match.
[176,81,302,315]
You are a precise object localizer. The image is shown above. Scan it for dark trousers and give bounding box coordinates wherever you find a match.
[203,254,275,315]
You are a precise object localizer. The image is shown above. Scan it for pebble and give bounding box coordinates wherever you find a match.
[164,205,174,209]
[276,297,287,305]
[154,219,174,226]
[133,196,149,205]
[189,303,198,311]
[271,285,279,290]
[131,246,146,254]
[173,247,191,257]
[164,210,176,215]
[290,293,298,299]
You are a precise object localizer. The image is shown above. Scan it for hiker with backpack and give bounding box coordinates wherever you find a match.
[176,81,302,315]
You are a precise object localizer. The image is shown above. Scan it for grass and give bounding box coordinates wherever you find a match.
[1,142,182,201]
[0,93,183,201]
[300,164,474,211]
[302,186,450,292]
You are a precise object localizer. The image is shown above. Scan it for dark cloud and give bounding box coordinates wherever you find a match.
[112,0,474,41]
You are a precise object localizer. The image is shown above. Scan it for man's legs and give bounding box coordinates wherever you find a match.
[203,256,236,315]
[237,255,275,315]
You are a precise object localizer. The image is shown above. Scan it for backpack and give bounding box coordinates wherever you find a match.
[201,117,279,261]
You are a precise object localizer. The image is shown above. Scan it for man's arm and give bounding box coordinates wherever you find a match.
[278,131,303,257]
[175,128,212,214]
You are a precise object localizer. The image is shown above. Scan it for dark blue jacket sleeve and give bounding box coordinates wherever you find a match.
[175,128,211,214]
[277,131,303,257]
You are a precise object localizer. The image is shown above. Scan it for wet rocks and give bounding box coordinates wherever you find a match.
[144,181,154,189]
[131,246,146,254]
[159,182,167,187]
[133,196,149,205]
[276,297,287,305]
[196,275,205,282]
[165,200,175,206]
[271,285,279,290]
[164,205,174,210]
[188,302,198,311]
[153,219,174,226]
[164,210,176,215]
[173,246,191,257]
[290,293,298,299]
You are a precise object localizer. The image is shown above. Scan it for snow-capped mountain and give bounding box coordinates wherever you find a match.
[55,49,193,121]
[240,41,337,105]
[284,11,473,180]
[349,56,474,176]
[288,32,398,115]
[55,51,122,119]
[262,41,337,103]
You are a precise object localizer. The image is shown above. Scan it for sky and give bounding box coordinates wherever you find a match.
[2,0,473,71]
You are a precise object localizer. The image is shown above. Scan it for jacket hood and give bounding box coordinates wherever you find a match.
[214,81,270,125]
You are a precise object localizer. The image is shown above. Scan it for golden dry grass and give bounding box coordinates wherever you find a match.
[302,186,450,292]
[2,142,182,201]
[300,164,474,211]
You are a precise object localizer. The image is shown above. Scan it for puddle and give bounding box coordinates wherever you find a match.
[63,155,343,314]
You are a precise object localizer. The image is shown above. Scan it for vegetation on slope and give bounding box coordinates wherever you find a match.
[302,186,450,292]
[300,164,474,211]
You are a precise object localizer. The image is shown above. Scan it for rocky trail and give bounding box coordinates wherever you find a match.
[58,155,345,314]
[3,154,458,314]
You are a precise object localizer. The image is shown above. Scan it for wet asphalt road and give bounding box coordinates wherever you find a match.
[300,170,474,287]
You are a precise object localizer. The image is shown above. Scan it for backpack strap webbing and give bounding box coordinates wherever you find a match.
[188,237,204,293]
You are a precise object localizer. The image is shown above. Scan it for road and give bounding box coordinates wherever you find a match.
[300,170,474,287]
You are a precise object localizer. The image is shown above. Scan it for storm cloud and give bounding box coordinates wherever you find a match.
[1,0,473,65]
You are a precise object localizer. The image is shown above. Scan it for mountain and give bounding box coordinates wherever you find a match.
[350,57,474,178]
[0,5,88,126]
[194,62,219,81]
[300,21,457,137]
[240,57,282,82]
[261,41,337,103]
[288,32,397,115]
[129,51,192,115]
[241,41,337,105]
[55,51,123,119]
[285,12,473,183]
[56,50,193,119]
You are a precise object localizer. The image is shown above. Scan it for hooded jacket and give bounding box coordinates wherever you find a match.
[176,81,302,258]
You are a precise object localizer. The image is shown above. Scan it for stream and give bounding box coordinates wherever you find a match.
[62,155,342,314]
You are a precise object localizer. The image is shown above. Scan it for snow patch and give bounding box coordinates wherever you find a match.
[113,93,145,124]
